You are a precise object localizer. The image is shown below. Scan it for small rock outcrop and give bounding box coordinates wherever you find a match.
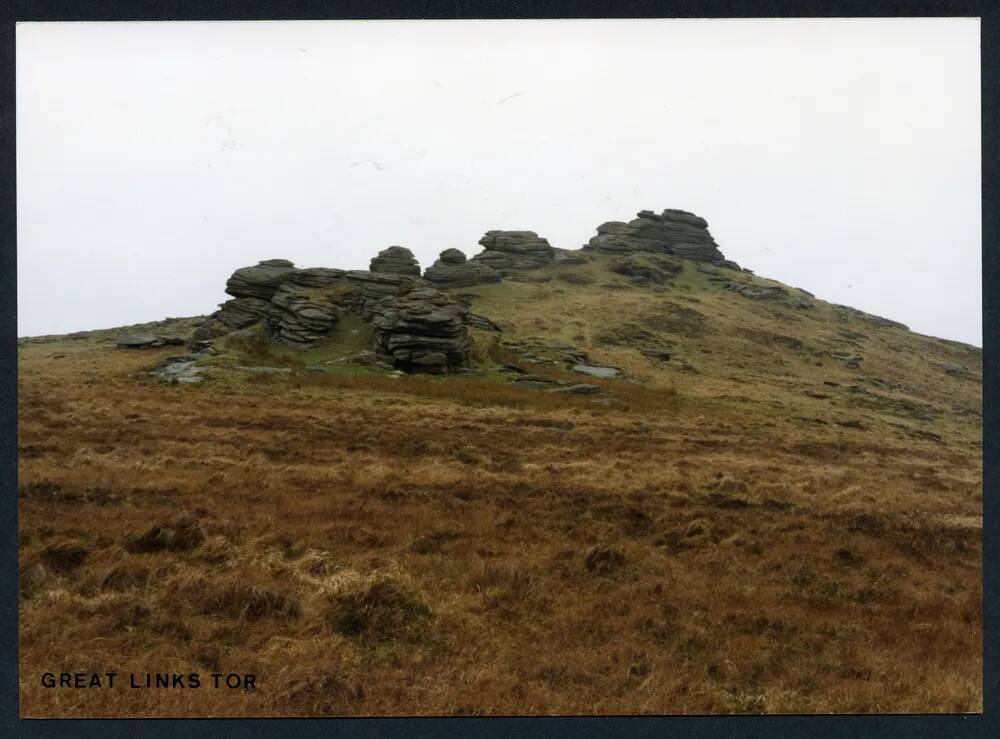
[369,246,421,277]
[586,209,738,268]
[470,231,555,272]
[116,333,185,349]
[424,248,503,288]
[372,288,471,373]
[610,254,683,284]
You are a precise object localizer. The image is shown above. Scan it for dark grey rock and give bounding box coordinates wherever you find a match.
[370,246,421,276]
[116,333,185,349]
[425,249,503,288]
[641,348,672,360]
[225,260,297,300]
[586,209,728,263]
[216,297,274,329]
[268,283,341,345]
[372,287,471,373]
[469,230,555,272]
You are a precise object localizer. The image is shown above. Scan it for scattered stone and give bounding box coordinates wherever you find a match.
[369,246,421,276]
[116,333,185,349]
[572,363,620,379]
[831,353,863,369]
[549,383,600,395]
[512,374,566,389]
[234,366,293,375]
[833,304,907,330]
[725,281,812,309]
[152,354,205,384]
[641,348,672,360]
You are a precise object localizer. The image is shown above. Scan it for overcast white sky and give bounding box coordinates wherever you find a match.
[17,19,981,345]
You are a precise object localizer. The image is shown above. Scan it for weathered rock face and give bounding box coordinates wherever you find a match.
[225,259,297,300]
[268,283,341,344]
[470,231,555,272]
[369,246,421,276]
[345,271,422,319]
[287,267,345,288]
[424,248,503,288]
[372,288,471,373]
[586,210,738,268]
[216,297,274,329]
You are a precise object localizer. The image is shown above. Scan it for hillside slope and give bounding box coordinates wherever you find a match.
[17,238,982,716]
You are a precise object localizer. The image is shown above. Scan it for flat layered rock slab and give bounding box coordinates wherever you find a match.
[572,364,620,379]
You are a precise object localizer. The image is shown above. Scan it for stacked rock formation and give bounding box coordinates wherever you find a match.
[369,246,421,276]
[586,209,739,269]
[344,271,422,319]
[424,248,503,288]
[217,258,299,329]
[372,287,471,373]
[269,284,341,344]
[469,231,555,272]
[214,258,421,345]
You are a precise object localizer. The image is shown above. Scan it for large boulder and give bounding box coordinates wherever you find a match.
[372,287,471,373]
[424,249,503,288]
[225,259,297,300]
[369,246,421,277]
[586,210,739,268]
[469,231,555,272]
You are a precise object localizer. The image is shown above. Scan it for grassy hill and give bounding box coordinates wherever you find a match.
[17,250,981,716]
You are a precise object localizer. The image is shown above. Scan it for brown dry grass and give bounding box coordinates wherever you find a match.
[17,336,981,717]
